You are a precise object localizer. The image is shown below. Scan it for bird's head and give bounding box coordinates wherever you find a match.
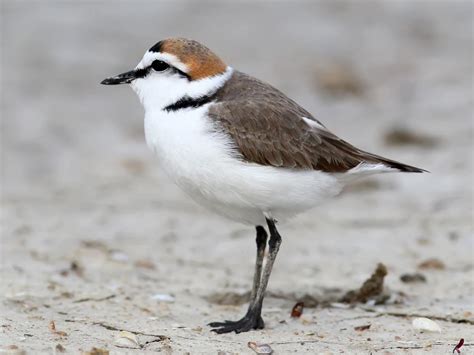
[101,38,230,111]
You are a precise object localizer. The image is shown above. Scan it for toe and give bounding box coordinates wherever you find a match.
[208,321,229,327]
[208,314,265,334]
[208,320,237,327]
[211,326,233,334]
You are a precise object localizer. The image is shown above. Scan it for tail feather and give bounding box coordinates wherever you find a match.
[351,146,428,173]
[374,156,428,173]
[339,152,428,182]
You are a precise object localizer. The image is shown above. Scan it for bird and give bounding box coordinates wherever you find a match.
[101,38,425,334]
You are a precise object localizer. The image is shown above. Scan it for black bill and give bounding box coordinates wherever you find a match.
[101,69,138,85]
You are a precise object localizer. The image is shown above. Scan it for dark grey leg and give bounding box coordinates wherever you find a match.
[249,226,268,303]
[249,218,282,317]
[209,226,267,333]
[209,219,281,334]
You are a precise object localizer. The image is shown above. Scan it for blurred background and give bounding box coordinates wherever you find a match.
[1,1,473,353]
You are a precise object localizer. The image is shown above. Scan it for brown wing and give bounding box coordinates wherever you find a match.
[208,100,424,173]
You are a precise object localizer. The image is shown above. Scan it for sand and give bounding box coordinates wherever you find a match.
[1,1,473,353]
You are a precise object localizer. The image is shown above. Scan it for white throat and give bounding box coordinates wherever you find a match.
[131,66,233,112]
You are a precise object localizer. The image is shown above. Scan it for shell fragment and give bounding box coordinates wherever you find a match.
[412,317,442,332]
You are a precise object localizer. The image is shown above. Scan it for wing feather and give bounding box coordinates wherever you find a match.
[209,100,364,172]
[208,71,425,173]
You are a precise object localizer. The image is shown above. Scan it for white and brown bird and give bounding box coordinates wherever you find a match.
[101,38,425,334]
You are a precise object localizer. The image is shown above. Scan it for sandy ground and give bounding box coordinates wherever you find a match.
[1,1,473,354]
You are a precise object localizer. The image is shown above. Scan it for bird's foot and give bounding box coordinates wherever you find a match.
[208,311,264,334]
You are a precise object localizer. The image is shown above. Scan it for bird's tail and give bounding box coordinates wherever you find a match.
[337,152,427,183]
[369,155,428,173]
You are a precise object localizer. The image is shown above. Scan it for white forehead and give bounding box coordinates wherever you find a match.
[136,51,189,73]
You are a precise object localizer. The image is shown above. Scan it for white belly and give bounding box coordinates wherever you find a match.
[144,106,343,225]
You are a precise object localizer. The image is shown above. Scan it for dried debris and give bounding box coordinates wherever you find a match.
[453,338,464,354]
[70,260,84,275]
[290,301,304,318]
[49,320,68,337]
[81,348,109,355]
[340,263,388,304]
[55,344,66,353]
[59,261,84,277]
[354,324,371,331]
[412,317,442,332]
[400,273,427,283]
[418,258,445,270]
[4,295,38,313]
[0,345,26,355]
[81,240,109,251]
[134,259,156,270]
[73,294,116,303]
[58,291,74,299]
[248,342,273,354]
[384,127,439,148]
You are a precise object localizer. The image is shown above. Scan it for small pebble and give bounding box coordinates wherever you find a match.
[418,258,445,270]
[151,293,175,302]
[400,273,427,283]
[109,250,129,263]
[412,317,441,332]
[248,342,273,354]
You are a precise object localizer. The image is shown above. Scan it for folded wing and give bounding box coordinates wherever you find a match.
[209,100,425,173]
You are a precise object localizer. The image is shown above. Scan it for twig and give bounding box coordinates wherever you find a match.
[92,321,169,340]
[358,307,474,325]
[73,294,116,303]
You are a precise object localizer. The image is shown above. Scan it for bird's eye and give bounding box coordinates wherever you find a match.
[151,60,169,72]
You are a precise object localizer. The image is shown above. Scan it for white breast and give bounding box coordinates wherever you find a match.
[144,106,344,225]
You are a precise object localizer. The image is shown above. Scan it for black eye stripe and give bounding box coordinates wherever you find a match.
[133,61,192,81]
[134,67,149,79]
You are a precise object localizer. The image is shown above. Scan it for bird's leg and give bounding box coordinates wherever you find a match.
[209,219,281,334]
[209,226,267,333]
[249,226,268,304]
[249,217,282,319]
